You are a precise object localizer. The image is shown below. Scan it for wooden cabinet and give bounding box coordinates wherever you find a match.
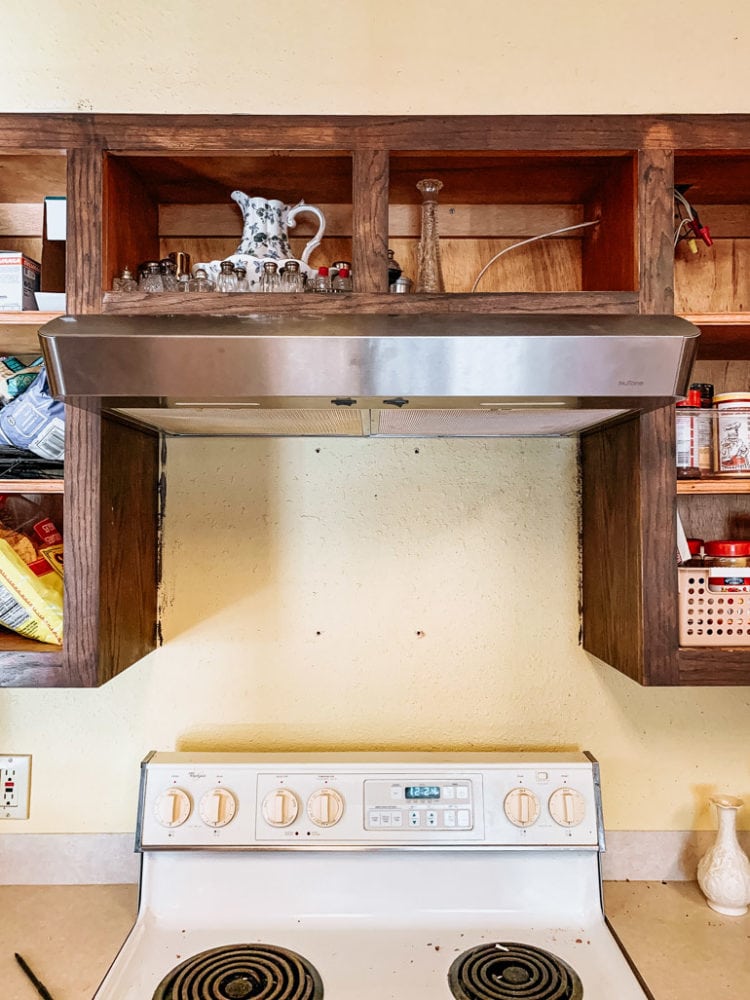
[0,114,749,686]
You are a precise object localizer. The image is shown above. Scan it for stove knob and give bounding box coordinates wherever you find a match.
[307,788,345,828]
[262,788,300,828]
[155,788,192,828]
[199,787,237,828]
[548,787,586,827]
[503,787,540,828]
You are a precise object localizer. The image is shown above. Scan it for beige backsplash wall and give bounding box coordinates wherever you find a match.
[2,437,750,835]
[1,0,750,838]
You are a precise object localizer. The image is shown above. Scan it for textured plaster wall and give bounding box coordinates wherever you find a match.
[0,0,748,114]
[2,438,750,834]
[0,0,749,837]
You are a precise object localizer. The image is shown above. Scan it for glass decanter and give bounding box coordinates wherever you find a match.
[415,178,445,293]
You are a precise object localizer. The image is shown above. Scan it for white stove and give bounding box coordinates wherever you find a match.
[95,751,653,1000]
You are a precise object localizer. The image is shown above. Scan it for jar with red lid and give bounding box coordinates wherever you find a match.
[683,537,705,566]
[704,540,750,567]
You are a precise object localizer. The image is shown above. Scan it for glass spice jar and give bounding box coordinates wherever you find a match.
[704,540,750,568]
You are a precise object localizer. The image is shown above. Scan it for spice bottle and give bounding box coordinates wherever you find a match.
[187,268,215,292]
[280,260,304,293]
[309,266,331,293]
[704,541,750,568]
[259,261,280,292]
[112,267,138,293]
[235,264,250,292]
[215,260,238,294]
[332,267,353,292]
[676,388,702,479]
[159,258,179,291]
[140,261,164,293]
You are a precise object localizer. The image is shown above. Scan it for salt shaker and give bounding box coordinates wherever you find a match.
[259,261,280,292]
[215,260,238,293]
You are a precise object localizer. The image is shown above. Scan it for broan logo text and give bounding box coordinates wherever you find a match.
[618,379,645,386]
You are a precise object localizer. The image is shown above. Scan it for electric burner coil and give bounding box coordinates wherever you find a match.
[449,942,583,1000]
[152,943,324,1000]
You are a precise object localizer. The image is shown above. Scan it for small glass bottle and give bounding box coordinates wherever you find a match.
[259,261,280,292]
[159,258,179,291]
[676,389,702,480]
[280,260,304,293]
[140,261,164,293]
[235,264,250,292]
[177,272,191,293]
[309,266,331,293]
[187,267,215,292]
[215,260,238,293]
[332,267,353,292]
[387,248,402,287]
[112,267,138,293]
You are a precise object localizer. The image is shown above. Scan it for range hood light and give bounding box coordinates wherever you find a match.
[479,401,567,408]
[172,401,262,408]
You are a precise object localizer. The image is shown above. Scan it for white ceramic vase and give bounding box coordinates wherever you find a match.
[697,795,750,916]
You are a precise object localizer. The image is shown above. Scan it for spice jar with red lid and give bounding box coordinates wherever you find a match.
[683,538,705,566]
[704,540,750,567]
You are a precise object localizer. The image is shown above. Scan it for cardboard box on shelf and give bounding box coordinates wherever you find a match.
[44,196,66,241]
[0,253,41,311]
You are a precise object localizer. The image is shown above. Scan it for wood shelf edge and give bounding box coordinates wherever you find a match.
[677,478,750,494]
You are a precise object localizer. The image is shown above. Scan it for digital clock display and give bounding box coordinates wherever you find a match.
[405,785,441,799]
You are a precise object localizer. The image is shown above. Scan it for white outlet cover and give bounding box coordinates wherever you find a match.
[0,755,31,819]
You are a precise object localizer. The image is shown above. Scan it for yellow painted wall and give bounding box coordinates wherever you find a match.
[1,1,750,836]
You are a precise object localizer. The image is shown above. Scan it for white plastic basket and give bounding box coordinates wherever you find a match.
[678,566,750,646]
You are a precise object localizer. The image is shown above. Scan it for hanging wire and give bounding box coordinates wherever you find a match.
[470,219,601,293]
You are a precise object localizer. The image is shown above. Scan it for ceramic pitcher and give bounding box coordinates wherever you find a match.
[231,191,325,264]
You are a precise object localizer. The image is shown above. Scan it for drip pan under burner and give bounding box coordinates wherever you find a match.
[152,943,324,1000]
[449,942,584,1000]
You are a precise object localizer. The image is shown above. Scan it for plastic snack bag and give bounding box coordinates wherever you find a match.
[0,367,64,460]
[0,494,63,644]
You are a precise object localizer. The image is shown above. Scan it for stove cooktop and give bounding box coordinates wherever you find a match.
[151,941,585,1000]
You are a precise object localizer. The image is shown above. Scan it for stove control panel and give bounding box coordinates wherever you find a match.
[137,753,603,849]
[363,779,474,831]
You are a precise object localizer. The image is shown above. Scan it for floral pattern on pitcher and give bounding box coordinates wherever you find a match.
[194,191,326,288]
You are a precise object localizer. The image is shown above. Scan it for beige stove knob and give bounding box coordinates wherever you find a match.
[199,787,237,828]
[262,788,300,828]
[548,787,586,827]
[503,787,540,828]
[155,788,192,828]
[307,788,345,828]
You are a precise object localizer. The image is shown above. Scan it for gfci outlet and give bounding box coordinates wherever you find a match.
[0,755,31,819]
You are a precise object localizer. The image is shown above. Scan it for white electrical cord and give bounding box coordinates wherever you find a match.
[470,219,601,293]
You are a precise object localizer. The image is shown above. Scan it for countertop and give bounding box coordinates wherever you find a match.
[0,881,748,999]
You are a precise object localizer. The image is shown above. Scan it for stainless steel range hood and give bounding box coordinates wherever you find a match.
[39,313,699,438]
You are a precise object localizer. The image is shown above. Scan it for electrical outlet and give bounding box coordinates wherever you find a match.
[0,755,31,819]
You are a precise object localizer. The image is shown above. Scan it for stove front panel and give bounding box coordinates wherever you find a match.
[138,752,602,849]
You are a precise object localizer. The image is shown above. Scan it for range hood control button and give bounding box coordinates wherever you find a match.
[503,787,540,828]
[155,788,192,828]
[262,788,300,827]
[548,787,586,827]
[331,397,357,406]
[383,398,409,407]
[307,788,345,827]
